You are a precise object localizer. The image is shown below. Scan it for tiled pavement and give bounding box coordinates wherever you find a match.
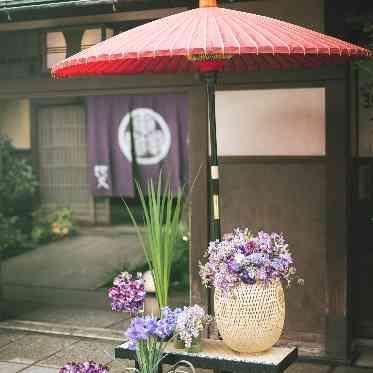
[0,330,370,373]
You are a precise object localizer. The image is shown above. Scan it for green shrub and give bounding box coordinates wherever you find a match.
[0,214,28,251]
[0,136,37,217]
[32,207,78,245]
[0,136,37,255]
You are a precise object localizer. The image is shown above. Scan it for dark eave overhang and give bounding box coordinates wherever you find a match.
[0,0,194,23]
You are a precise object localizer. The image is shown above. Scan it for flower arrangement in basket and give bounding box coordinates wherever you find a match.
[199,228,302,353]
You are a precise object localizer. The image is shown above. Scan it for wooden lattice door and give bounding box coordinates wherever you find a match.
[37,105,94,222]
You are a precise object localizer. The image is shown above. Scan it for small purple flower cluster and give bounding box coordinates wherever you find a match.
[199,229,298,294]
[175,305,211,348]
[126,307,180,350]
[108,272,145,315]
[59,361,109,373]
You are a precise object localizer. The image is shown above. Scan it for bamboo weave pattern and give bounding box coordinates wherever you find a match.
[214,280,285,353]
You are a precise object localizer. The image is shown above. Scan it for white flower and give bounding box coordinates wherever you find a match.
[234,253,245,265]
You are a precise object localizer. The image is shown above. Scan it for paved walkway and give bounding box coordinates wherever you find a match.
[0,329,368,372]
[3,226,145,291]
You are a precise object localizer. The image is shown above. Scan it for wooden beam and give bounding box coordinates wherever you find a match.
[188,85,209,309]
[0,6,187,31]
[0,66,347,99]
[325,71,352,362]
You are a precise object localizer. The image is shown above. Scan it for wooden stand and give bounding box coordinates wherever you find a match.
[115,339,298,373]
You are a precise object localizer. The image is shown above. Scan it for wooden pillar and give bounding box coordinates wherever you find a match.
[325,71,352,362]
[0,130,3,320]
[188,85,209,309]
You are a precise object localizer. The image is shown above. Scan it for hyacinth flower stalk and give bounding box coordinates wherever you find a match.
[126,308,179,373]
[123,175,184,308]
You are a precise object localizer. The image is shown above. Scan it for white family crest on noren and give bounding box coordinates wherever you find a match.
[118,108,171,165]
[94,165,110,190]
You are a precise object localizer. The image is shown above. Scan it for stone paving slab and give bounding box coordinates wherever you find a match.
[333,367,371,373]
[0,361,28,372]
[107,358,134,373]
[0,330,27,349]
[11,304,130,329]
[39,339,118,368]
[22,366,59,372]
[285,363,331,372]
[0,334,77,365]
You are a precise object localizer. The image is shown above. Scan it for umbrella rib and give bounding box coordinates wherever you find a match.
[212,12,225,54]
[135,21,181,58]
[261,16,323,55]
[186,15,200,56]
[234,12,299,55]
[265,17,340,55]
[230,12,276,54]
[116,14,184,58]
[150,14,192,57]
[280,20,357,55]
[204,9,208,54]
[225,11,259,54]
[254,19,292,54]
[169,13,197,56]
[218,15,241,54]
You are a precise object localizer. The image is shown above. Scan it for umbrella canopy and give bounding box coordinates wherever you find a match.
[52,0,370,78]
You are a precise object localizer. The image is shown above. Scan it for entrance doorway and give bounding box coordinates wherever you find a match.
[37,104,94,222]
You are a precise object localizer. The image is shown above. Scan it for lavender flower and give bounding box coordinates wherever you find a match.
[199,228,300,294]
[124,309,178,373]
[126,307,178,350]
[59,361,109,373]
[108,272,145,315]
[175,305,211,348]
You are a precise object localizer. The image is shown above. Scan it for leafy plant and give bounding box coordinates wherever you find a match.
[0,136,37,256]
[32,207,78,245]
[123,175,184,309]
[0,213,31,252]
[102,223,189,292]
[0,136,37,217]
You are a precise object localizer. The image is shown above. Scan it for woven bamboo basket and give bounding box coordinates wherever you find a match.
[214,279,285,353]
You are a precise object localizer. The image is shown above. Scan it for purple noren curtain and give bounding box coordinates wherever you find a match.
[86,94,188,197]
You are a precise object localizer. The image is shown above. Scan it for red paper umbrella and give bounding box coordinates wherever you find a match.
[52,0,371,240]
[52,0,370,77]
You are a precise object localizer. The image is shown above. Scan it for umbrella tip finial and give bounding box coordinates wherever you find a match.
[199,0,217,7]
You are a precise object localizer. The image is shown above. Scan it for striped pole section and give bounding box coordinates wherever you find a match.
[204,72,221,242]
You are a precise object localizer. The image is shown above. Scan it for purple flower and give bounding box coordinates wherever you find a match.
[126,308,179,349]
[126,316,157,342]
[240,270,255,284]
[247,252,267,266]
[59,361,109,373]
[241,240,256,255]
[228,259,241,273]
[175,305,211,348]
[108,272,145,315]
[199,228,300,293]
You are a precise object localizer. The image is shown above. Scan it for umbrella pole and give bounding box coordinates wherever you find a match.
[203,72,221,242]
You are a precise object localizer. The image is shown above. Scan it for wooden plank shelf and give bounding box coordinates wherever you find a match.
[115,339,298,373]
